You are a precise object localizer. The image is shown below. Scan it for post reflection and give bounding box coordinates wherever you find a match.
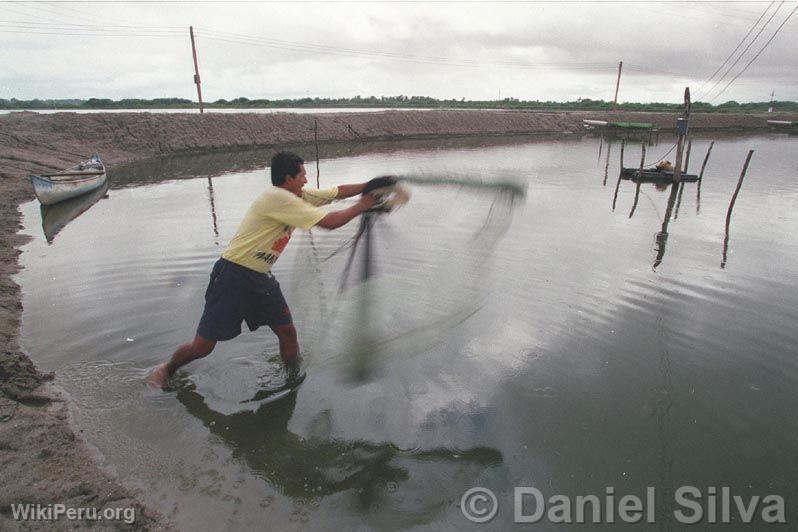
[207,176,219,239]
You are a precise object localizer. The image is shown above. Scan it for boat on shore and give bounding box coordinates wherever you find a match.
[30,155,107,205]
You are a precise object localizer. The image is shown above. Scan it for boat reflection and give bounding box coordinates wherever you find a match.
[40,182,108,244]
[175,378,502,516]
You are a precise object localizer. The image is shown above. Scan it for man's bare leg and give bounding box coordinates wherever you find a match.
[147,334,217,389]
[270,324,299,365]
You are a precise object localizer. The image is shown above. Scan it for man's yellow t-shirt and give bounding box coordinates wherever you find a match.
[222,186,338,273]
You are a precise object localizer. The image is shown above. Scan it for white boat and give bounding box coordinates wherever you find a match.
[30,155,107,206]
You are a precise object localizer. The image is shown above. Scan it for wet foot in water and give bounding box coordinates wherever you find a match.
[146,363,171,390]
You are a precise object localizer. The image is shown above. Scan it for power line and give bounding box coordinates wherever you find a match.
[698,1,785,101]
[196,27,616,71]
[697,1,774,92]
[711,3,798,103]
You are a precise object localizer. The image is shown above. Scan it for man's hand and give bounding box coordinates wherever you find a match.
[362,175,398,194]
[357,193,377,212]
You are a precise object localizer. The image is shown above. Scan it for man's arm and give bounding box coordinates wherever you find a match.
[336,183,367,198]
[336,175,398,199]
[315,195,376,230]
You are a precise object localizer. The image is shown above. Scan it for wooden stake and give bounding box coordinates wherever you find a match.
[603,143,612,187]
[725,150,754,225]
[698,141,714,181]
[673,137,684,183]
[683,139,692,173]
[189,26,204,114]
[673,87,691,183]
[612,61,623,112]
[722,150,755,268]
[629,143,645,218]
[612,135,625,211]
[619,139,625,169]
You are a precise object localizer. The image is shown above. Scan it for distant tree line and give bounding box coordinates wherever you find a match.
[1,96,796,113]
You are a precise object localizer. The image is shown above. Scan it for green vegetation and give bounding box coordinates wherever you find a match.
[1,96,796,113]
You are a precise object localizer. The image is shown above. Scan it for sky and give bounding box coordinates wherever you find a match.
[1,1,796,104]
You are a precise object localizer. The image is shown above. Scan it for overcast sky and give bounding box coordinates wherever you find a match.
[1,1,796,103]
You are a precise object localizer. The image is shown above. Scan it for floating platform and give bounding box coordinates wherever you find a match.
[621,167,699,183]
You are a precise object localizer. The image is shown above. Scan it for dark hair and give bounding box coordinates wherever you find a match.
[271,151,304,186]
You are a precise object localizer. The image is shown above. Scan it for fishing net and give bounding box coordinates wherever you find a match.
[286,171,526,383]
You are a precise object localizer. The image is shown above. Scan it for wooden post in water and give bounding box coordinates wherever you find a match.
[696,141,714,215]
[612,61,623,112]
[629,143,645,218]
[314,118,320,188]
[672,87,691,183]
[674,182,685,219]
[683,139,692,173]
[698,141,714,181]
[612,140,625,211]
[189,26,204,114]
[722,150,755,268]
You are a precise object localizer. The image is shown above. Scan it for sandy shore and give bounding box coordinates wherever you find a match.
[0,109,795,529]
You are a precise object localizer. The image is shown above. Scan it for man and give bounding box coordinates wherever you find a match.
[147,151,394,389]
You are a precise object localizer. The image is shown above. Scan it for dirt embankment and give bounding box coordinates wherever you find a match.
[0,109,794,529]
[2,109,793,179]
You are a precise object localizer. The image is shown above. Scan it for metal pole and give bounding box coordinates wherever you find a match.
[190,26,204,114]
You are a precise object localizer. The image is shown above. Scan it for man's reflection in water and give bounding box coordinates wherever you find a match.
[175,379,502,516]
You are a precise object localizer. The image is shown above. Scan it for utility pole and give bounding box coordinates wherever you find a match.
[672,87,691,183]
[768,90,775,113]
[612,61,623,111]
[189,26,204,114]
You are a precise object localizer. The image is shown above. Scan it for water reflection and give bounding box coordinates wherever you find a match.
[653,183,682,270]
[175,379,502,518]
[109,134,555,189]
[207,177,219,239]
[40,183,108,243]
[613,175,699,270]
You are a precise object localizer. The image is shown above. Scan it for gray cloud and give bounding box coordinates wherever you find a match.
[1,1,795,103]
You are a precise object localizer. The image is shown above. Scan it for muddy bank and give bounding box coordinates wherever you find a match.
[2,109,795,179]
[0,175,169,529]
[0,109,794,529]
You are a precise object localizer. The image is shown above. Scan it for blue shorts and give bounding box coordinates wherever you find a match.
[197,258,292,341]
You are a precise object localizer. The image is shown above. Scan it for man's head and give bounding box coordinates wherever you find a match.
[271,151,307,196]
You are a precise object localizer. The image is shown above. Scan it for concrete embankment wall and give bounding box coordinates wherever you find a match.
[2,109,793,179]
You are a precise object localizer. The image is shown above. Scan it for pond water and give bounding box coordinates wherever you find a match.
[18,133,798,530]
